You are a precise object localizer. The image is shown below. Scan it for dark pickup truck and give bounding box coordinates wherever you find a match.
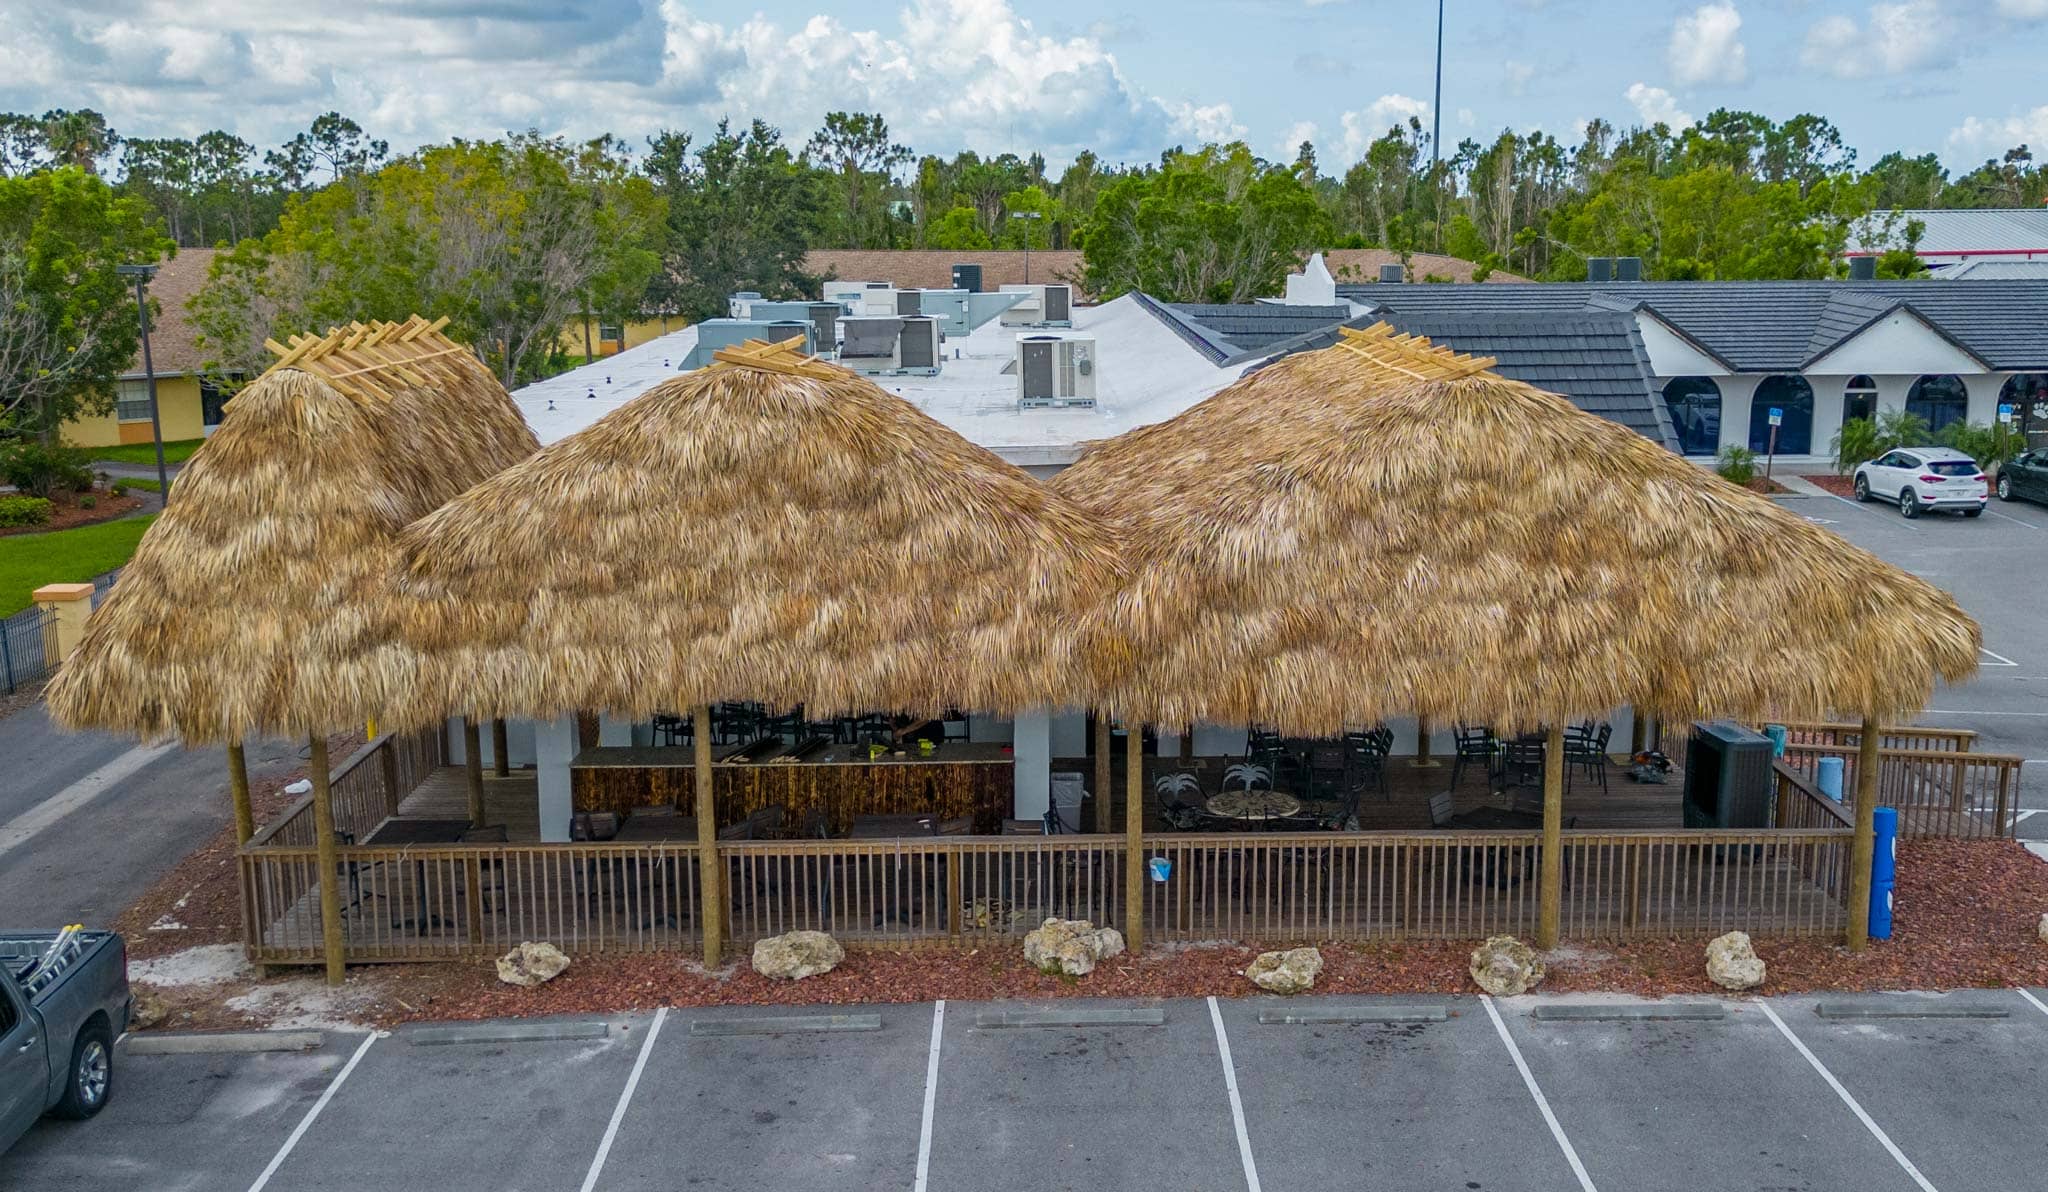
[1,930,131,1153]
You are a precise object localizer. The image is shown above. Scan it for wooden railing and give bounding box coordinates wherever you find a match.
[1780,742,2021,838]
[1778,720,1976,753]
[247,727,447,849]
[243,825,1854,964]
[1774,761,1855,831]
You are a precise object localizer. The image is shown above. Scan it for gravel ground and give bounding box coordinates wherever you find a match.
[116,835,2048,1032]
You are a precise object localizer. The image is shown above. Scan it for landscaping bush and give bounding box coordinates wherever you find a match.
[1831,409,1936,475]
[1715,446,1758,486]
[78,495,97,510]
[0,495,54,528]
[109,482,128,497]
[0,440,94,498]
[1935,420,2024,474]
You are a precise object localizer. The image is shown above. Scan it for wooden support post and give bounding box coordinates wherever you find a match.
[695,705,723,968]
[463,718,485,827]
[378,737,401,816]
[492,719,510,777]
[1093,715,1112,834]
[309,736,345,986]
[1629,713,1646,756]
[1537,722,1564,950]
[1409,716,1440,768]
[1847,715,1880,951]
[1124,721,1144,952]
[227,742,254,846]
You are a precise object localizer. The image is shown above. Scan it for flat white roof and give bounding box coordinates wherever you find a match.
[509,295,1240,467]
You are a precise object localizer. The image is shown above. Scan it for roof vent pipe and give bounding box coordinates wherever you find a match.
[1587,257,1614,283]
[1615,256,1643,281]
[1848,256,1877,281]
[1379,264,1405,283]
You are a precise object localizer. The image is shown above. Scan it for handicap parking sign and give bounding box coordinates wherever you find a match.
[2000,403,2015,424]
[1768,407,1784,426]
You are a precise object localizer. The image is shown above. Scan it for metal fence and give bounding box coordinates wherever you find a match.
[0,605,55,694]
[90,567,122,609]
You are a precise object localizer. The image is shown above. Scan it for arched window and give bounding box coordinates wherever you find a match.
[1748,375,1815,454]
[1661,376,1722,455]
[1843,375,1878,426]
[1999,373,2048,449]
[1906,374,1969,433]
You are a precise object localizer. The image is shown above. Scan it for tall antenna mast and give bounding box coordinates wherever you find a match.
[1432,0,1445,162]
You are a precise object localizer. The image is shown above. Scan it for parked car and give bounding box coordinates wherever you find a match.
[2,929,131,1153]
[1852,447,1988,518]
[1995,449,2048,506]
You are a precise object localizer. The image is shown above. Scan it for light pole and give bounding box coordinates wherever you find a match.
[1431,0,1445,164]
[114,264,170,500]
[1011,210,1043,283]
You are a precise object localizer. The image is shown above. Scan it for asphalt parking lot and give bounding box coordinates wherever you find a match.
[7,989,2048,1192]
[1776,484,2048,835]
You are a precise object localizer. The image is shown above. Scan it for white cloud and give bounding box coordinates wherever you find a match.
[1949,106,2048,153]
[1277,120,1319,160]
[1624,82,1693,129]
[1668,2,1747,85]
[1994,0,2048,17]
[1800,1,1953,78]
[1503,60,1537,97]
[1168,101,1246,145]
[1337,93,1431,163]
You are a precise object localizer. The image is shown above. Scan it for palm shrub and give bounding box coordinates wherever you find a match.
[1716,446,1758,486]
[1831,417,1883,475]
[1935,420,2024,474]
[0,495,54,527]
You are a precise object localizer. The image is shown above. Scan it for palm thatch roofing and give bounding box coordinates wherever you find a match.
[1052,324,1980,735]
[379,337,1126,728]
[46,317,540,743]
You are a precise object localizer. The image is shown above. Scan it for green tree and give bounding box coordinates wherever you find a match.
[926,205,992,250]
[0,168,172,438]
[1080,143,1331,303]
[1000,185,1054,248]
[804,112,909,248]
[39,110,118,174]
[262,112,390,192]
[650,119,827,322]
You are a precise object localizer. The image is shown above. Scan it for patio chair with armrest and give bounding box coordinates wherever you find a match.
[1449,725,1501,792]
[1427,791,1456,828]
[460,824,509,912]
[1564,723,1613,793]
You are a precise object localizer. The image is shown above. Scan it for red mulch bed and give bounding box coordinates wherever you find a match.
[1742,476,1789,495]
[1801,474,1857,498]
[120,834,2048,1031]
[0,486,144,535]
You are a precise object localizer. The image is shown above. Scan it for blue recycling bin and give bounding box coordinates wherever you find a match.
[1816,756,1845,801]
[1764,724,1788,757]
[1869,806,1898,940]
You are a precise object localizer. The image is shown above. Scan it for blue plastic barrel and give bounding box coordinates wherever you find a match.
[1869,806,1898,939]
[1764,724,1789,757]
[1816,756,1845,801]
[1148,856,1172,883]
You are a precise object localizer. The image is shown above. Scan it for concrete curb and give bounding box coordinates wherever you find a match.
[1530,1002,1727,1022]
[1814,1000,2009,1021]
[974,1008,1166,1029]
[123,1031,325,1055]
[1257,1006,1448,1025]
[407,1021,612,1046]
[689,1013,882,1036]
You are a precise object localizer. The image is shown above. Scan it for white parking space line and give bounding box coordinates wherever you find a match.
[1924,709,2048,718]
[1479,995,1598,1192]
[1985,509,2042,531]
[913,1000,945,1192]
[579,1007,668,1192]
[0,741,177,858]
[1979,648,2019,667]
[1205,997,1263,1192]
[246,1032,378,1192]
[1757,1003,1938,1192]
[2016,988,2048,1020]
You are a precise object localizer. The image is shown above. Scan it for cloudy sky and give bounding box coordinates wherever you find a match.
[2,0,2043,172]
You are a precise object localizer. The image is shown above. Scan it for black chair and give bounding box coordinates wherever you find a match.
[1449,724,1501,792]
[651,714,691,747]
[1502,735,1546,790]
[1565,723,1613,793]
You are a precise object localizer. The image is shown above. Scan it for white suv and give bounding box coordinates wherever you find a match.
[1852,447,1988,519]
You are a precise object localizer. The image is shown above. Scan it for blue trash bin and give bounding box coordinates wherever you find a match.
[1869,806,1898,939]
[1764,724,1788,757]
[1816,756,1845,801]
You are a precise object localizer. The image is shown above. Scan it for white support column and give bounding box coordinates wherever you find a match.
[534,715,577,843]
[1717,375,1763,454]
[1012,709,1052,823]
[1965,372,2008,428]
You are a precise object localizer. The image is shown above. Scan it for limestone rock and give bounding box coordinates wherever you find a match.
[1704,931,1766,991]
[751,930,845,980]
[1022,918,1125,977]
[495,941,571,988]
[1469,935,1545,996]
[128,987,169,1031]
[1246,947,1323,994]
[2038,912,2048,944]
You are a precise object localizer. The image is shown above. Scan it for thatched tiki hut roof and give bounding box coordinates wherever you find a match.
[379,337,1126,727]
[1052,324,1980,735]
[47,317,541,743]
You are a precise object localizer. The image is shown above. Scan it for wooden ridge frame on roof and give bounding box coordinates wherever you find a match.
[261,315,471,405]
[708,334,845,381]
[1331,323,1497,380]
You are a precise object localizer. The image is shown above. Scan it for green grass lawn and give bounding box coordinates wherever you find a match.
[113,477,162,493]
[0,515,156,616]
[86,438,204,465]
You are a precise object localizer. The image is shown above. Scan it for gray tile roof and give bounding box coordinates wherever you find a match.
[1334,279,2048,371]
[1852,209,2048,255]
[1250,311,1678,452]
[1156,301,1358,361]
[1939,259,2048,280]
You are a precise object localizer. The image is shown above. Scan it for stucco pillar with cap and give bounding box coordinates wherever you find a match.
[33,583,96,665]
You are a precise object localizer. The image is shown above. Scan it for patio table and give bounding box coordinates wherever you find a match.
[1205,790,1303,823]
[364,817,473,932]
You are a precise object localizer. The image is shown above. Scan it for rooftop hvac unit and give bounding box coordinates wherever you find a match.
[916,289,971,336]
[1587,257,1614,282]
[838,316,905,373]
[760,320,814,354]
[1848,256,1877,281]
[952,263,983,292]
[821,281,877,313]
[897,317,941,375]
[1378,264,1405,283]
[805,302,841,353]
[998,284,1074,328]
[1682,722,1775,830]
[688,318,801,367]
[1615,256,1644,281]
[1017,335,1096,408]
[727,291,763,318]
[744,301,817,324]
[895,289,923,317]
